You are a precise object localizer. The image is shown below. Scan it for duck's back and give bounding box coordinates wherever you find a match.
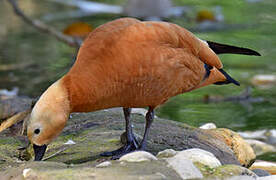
[64,18,223,111]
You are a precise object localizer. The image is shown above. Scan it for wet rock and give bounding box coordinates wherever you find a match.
[119,151,157,162]
[210,128,256,167]
[166,153,203,179]
[156,149,177,158]
[252,168,270,177]
[245,139,275,156]
[250,160,276,175]
[177,148,221,168]
[199,122,216,129]
[96,161,112,168]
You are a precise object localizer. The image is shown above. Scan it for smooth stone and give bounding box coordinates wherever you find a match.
[156,149,177,158]
[199,123,217,129]
[252,169,271,177]
[245,139,275,156]
[226,176,255,180]
[166,155,203,180]
[257,175,276,180]
[119,151,157,162]
[96,161,112,168]
[177,148,221,168]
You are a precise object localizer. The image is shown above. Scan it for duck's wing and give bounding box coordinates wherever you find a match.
[206,41,261,56]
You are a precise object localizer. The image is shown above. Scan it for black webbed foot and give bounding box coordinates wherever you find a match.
[100,138,138,159]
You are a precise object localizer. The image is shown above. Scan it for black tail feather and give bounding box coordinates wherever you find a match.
[214,69,240,86]
[207,41,261,56]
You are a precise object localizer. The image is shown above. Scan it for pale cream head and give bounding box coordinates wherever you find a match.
[27,80,70,146]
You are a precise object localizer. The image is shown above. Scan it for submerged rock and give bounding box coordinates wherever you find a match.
[176,148,221,168]
[119,151,157,162]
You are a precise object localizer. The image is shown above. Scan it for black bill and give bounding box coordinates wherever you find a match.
[33,144,47,161]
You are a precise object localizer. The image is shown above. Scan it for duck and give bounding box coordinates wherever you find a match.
[27,18,260,161]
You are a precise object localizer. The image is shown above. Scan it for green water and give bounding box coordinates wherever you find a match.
[0,0,275,133]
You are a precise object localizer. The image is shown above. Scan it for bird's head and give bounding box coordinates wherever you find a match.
[27,80,70,161]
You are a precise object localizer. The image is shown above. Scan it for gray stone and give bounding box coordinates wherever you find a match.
[156,149,177,158]
[252,169,270,177]
[119,151,157,162]
[177,148,221,168]
[166,153,203,179]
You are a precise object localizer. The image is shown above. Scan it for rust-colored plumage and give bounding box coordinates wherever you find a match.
[27,18,260,160]
[62,18,223,112]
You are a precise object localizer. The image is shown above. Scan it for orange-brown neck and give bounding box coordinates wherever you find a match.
[61,71,119,113]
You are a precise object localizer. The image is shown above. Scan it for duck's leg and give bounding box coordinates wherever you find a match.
[139,107,154,150]
[100,108,138,158]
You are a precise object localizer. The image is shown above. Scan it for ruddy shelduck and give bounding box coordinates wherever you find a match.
[27,18,260,160]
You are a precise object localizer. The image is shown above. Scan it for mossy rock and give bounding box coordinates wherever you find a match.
[0,108,253,172]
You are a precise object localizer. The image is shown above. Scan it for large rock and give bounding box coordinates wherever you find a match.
[0,108,243,171]
[210,128,256,167]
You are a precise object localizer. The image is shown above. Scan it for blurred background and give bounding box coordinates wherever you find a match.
[0,0,275,157]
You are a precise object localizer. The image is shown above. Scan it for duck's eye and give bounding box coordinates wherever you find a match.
[34,128,40,135]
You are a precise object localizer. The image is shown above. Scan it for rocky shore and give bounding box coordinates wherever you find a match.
[0,108,275,179]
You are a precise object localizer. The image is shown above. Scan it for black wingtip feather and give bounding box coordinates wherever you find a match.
[207,41,261,56]
[214,69,240,86]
